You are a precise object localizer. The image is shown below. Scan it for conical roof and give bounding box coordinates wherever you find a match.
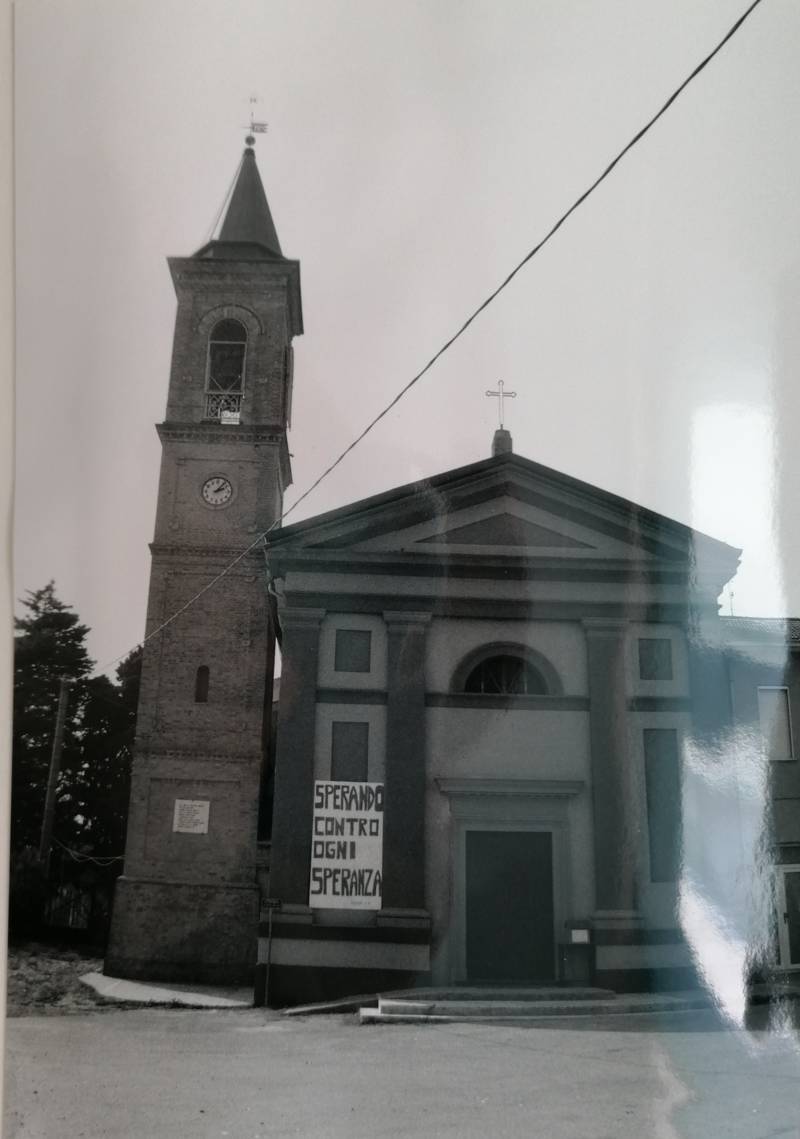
[195,145,284,259]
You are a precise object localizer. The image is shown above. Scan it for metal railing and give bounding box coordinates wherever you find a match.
[204,392,243,422]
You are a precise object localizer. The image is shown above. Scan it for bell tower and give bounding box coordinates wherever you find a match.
[106,140,302,983]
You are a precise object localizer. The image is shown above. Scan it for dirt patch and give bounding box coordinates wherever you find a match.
[6,942,108,1016]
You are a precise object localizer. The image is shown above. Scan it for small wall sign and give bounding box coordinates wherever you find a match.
[172,799,210,834]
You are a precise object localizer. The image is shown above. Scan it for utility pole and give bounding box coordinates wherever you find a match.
[38,676,72,873]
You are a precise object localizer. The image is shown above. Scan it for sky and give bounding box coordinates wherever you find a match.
[13,0,800,674]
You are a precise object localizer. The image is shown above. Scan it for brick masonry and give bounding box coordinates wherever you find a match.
[106,233,302,984]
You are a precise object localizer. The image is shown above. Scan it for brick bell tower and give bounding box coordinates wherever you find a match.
[106,138,302,983]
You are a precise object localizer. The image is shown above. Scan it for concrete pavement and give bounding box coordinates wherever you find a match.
[80,971,252,1009]
[5,1005,800,1138]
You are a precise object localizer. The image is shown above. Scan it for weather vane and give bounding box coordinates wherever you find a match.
[485,380,517,429]
[245,96,268,146]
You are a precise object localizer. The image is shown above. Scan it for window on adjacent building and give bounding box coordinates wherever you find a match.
[194,666,210,703]
[207,319,247,393]
[644,728,681,882]
[334,629,372,673]
[463,655,547,695]
[758,687,794,761]
[638,638,673,681]
[331,721,369,782]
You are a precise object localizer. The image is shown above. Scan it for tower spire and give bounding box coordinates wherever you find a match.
[195,132,284,260]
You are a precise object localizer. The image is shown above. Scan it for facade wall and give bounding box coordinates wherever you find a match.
[623,625,690,928]
[166,260,297,426]
[283,570,694,609]
[108,232,298,985]
[313,704,387,785]
[268,588,700,995]
[425,618,588,694]
[317,613,388,690]
[426,706,593,983]
[152,436,286,547]
[627,710,690,928]
[134,554,270,755]
[254,447,744,1000]
[107,879,258,985]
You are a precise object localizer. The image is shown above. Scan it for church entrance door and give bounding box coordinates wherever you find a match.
[465,830,555,983]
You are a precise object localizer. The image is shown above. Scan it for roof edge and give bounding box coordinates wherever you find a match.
[269,451,742,561]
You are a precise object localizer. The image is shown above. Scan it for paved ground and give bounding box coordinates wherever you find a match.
[81,971,252,1009]
[5,1006,800,1138]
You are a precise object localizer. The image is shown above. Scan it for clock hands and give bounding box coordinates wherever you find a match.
[202,476,232,505]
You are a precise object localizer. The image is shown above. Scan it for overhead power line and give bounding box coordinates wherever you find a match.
[96,0,765,677]
[204,153,244,245]
[52,836,124,866]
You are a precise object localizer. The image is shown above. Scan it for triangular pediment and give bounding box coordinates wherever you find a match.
[267,452,740,586]
[418,512,593,550]
[349,493,638,557]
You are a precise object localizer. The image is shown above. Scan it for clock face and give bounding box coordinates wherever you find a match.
[201,475,233,507]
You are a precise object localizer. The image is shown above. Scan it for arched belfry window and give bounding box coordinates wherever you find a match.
[463,655,548,695]
[194,666,210,703]
[205,319,246,420]
[208,319,246,391]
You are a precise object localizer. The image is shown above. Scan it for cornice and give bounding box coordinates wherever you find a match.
[136,748,262,764]
[167,257,303,337]
[721,617,800,648]
[168,254,300,282]
[268,548,693,585]
[277,591,700,626]
[149,542,265,562]
[157,421,287,445]
[436,777,585,798]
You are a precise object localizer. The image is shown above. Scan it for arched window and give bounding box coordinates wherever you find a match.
[194,666,210,703]
[463,655,547,695]
[205,319,247,422]
[207,319,247,392]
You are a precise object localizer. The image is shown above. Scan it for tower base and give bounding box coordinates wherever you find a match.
[105,876,258,985]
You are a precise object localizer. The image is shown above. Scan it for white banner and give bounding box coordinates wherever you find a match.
[309,781,384,910]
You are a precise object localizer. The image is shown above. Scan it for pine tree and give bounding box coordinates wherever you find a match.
[66,649,141,857]
[12,585,140,857]
[12,582,93,852]
[12,585,141,938]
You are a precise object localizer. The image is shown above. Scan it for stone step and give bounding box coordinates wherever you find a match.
[359,991,712,1025]
[377,998,614,1018]
[386,986,614,1003]
[283,985,613,1017]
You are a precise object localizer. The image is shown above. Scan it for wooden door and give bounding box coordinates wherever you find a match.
[465,830,555,983]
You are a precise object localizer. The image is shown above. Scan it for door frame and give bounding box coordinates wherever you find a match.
[436,778,584,985]
[776,864,800,970]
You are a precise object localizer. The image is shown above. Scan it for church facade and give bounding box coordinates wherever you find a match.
[263,436,742,1002]
[106,144,800,1003]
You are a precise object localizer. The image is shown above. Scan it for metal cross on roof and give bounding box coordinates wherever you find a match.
[485,380,517,429]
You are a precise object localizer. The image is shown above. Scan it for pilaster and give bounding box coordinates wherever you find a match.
[268,607,325,903]
[381,611,432,910]
[687,611,733,743]
[583,619,640,920]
